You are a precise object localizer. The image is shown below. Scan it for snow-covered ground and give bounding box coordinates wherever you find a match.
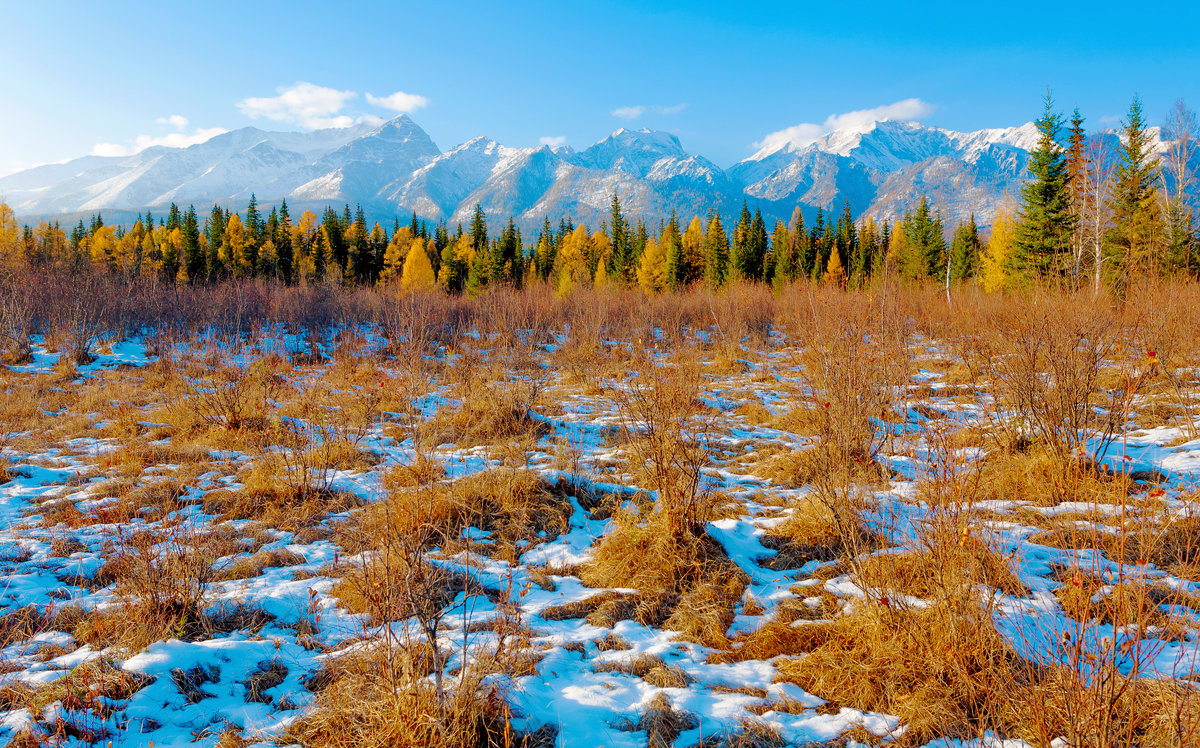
[1,328,1199,747]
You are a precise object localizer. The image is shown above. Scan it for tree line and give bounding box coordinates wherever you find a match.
[0,93,1194,296]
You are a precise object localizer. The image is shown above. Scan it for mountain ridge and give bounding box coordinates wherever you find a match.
[0,115,1173,232]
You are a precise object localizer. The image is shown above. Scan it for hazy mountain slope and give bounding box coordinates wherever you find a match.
[8,114,1186,232]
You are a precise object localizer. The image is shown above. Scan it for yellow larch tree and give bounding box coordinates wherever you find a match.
[636,237,667,293]
[681,216,705,282]
[380,227,413,284]
[0,203,23,269]
[221,213,252,278]
[89,225,118,270]
[556,225,591,296]
[589,230,612,280]
[822,245,846,287]
[114,226,141,276]
[400,237,436,291]
[981,203,1016,292]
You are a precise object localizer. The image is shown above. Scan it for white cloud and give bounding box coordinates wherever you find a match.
[90,126,228,158]
[237,82,357,129]
[89,142,133,158]
[156,114,189,130]
[612,105,646,120]
[366,90,429,113]
[611,103,687,120]
[539,135,567,147]
[753,98,935,153]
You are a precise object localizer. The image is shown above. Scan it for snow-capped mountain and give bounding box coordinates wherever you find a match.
[0,114,1170,232]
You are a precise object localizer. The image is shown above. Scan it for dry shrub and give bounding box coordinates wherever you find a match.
[420,361,548,448]
[701,718,790,748]
[581,505,747,643]
[347,468,572,561]
[215,547,306,582]
[615,692,698,748]
[857,546,1028,600]
[1004,667,1200,748]
[760,496,881,570]
[1032,508,1200,582]
[73,526,219,650]
[0,271,36,364]
[1051,570,1196,634]
[185,361,282,432]
[205,483,363,535]
[285,641,555,748]
[334,472,571,629]
[539,591,633,621]
[973,444,1128,506]
[774,598,1018,746]
[382,454,447,488]
[332,553,463,627]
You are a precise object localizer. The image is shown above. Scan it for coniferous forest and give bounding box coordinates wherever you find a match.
[1,95,1196,300]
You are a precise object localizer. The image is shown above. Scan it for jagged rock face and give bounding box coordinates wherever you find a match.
[2,115,1188,232]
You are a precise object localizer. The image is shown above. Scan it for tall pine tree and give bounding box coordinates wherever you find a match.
[1014,93,1073,281]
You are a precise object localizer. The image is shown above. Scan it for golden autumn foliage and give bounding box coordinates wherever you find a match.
[556,225,591,296]
[981,203,1016,292]
[637,237,667,293]
[400,237,436,291]
[822,246,846,287]
[381,227,414,284]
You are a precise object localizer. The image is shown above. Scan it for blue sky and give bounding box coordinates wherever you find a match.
[3,0,1199,175]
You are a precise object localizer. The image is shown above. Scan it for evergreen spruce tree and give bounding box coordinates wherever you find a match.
[167,203,182,233]
[245,194,263,250]
[730,201,752,280]
[322,207,347,274]
[182,206,203,281]
[661,213,685,291]
[898,196,946,280]
[804,208,823,278]
[703,213,729,287]
[465,242,491,295]
[534,218,556,280]
[949,216,981,283]
[1014,93,1073,280]
[205,207,226,278]
[770,220,790,290]
[747,208,768,281]
[1107,95,1163,294]
[311,226,330,281]
[835,199,857,279]
[276,200,294,282]
[608,194,630,281]
[469,204,488,254]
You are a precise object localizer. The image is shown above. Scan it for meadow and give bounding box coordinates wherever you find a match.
[1,273,1199,747]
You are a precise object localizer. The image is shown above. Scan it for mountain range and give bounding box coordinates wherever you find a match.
[0,114,1165,232]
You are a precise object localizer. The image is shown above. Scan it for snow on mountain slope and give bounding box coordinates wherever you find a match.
[0,124,373,214]
[383,136,535,220]
[5,114,1179,231]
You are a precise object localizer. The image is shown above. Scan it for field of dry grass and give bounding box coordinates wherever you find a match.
[2,274,1200,747]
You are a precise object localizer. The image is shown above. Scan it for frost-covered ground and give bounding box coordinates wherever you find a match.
[1,327,1199,748]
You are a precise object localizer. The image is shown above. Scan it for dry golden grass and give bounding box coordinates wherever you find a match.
[282,644,555,748]
[774,598,1018,746]
[420,374,549,448]
[760,496,883,570]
